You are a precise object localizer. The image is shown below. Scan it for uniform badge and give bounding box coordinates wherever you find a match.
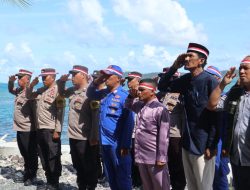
[111,103,117,107]
[90,101,100,109]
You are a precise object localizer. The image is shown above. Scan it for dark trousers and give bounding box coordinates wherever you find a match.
[168,137,186,190]
[131,138,141,187]
[17,131,38,179]
[37,129,62,185]
[69,138,98,189]
[102,145,132,190]
[231,162,250,190]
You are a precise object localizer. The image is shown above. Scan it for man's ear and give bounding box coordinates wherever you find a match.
[199,58,205,65]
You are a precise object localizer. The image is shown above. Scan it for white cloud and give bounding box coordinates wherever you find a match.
[143,44,156,58]
[112,0,207,46]
[108,44,177,73]
[63,51,77,66]
[66,0,113,44]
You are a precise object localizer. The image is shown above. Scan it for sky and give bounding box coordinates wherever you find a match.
[0,0,249,82]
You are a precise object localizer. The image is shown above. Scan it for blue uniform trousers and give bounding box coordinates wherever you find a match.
[213,140,229,190]
[102,145,132,190]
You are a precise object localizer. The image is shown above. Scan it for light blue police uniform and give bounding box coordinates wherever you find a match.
[87,65,134,190]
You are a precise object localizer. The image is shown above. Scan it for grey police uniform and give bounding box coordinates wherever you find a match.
[26,81,65,187]
[13,89,36,131]
[8,71,38,183]
[59,86,98,141]
[58,80,99,188]
[35,84,64,132]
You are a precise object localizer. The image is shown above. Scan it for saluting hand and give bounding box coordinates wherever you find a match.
[9,75,16,82]
[129,89,139,98]
[221,67,236,87]
[172,53,188,69]
[30,77,39,88]
[60,74,70,82]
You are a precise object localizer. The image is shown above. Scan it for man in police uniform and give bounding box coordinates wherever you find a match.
[87,65,135,190]
[58,65,99,190]
[90,70,107,184]
[8,69,38,186]
[26,68,65,190]
[125,71,142,188]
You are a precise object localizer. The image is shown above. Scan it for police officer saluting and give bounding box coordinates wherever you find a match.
[58,65,99,190]
[87,65,135,190]
[8,69,38,186]
[26,68,65,190]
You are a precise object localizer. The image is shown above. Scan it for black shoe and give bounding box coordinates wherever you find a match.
[24,177,36,186]
[37,184,47,190]
[46,183,59,190]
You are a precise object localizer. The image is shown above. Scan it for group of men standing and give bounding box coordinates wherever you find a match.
[8,42,250,190]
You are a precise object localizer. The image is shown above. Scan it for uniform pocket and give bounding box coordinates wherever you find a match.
[107,103,121,117]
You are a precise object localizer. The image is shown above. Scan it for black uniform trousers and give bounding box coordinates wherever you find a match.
[231,162,250,190]
[69,138,98,189]
[37,129,62,185]
[131,138,142,187]
[168,137,186,190]
[17,131,38,180]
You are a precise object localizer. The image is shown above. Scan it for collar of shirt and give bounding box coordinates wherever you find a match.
[144,97,159,106]
[110,85,122,95]
[75,87,86,94]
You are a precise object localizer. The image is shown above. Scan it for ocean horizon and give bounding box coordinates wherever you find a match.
[0,78,237,144]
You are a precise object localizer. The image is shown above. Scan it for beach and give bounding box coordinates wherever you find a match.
[0,142,111,190]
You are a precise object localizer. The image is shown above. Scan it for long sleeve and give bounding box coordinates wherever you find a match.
[206,109,220,151]
[87,82,108,100]
[8,80,17,95]
[89,100,100,142]
[26,86,41,100]
[125,96,144,113]
[156,107,170,162]
[158,66,177,92]
[54,95,66,132]
[57,80,74,98]
[119,108,135,149]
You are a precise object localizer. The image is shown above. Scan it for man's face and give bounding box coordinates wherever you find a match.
[42,75,55,87]
[72,72,84,86]
[18,75,30,88]
[184,52,204,71]
[239,57,250,85]
[138,87,154,102]
[105,74,120,89]
[127,77,139,89]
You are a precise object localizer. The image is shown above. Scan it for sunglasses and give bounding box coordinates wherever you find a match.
[17,75,24,80]
[42,76,47,81]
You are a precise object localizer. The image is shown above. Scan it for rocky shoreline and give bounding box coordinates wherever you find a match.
[0,154,110,190]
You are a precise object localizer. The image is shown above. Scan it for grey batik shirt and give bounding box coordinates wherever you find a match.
[217,91,250,166]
